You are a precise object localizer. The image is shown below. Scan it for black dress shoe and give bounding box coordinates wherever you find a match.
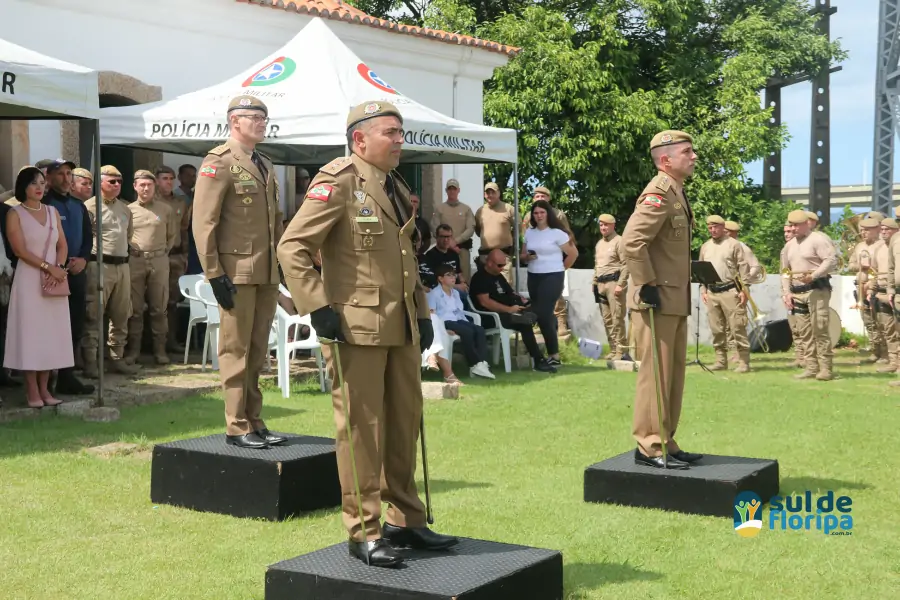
[633,448,690,470]
[382,522,459,550]
[671,450,703,463]
[225,433,269,449]
[255,428,288,445]
[55,371,94,395]
[348,538,404,568]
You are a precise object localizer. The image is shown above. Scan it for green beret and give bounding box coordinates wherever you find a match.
[346,101,403,130]
[706,215,725,225]
[227,95,268,115]
[724,220,740,232]
[788,210,810,224]
[650,130,693,151]
[598,214,615,224]
[881,218,899,230]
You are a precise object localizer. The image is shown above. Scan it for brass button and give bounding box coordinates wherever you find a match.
[404,292,408,298]
[404,271,409,277]
[352,298,358,304]
[402,250,407,256]
[366,229,371,234]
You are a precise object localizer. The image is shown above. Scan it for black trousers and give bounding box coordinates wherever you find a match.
[527,271,565,355]
[444,319,488,367]
[61,270,87,376]
[480,312,544,362]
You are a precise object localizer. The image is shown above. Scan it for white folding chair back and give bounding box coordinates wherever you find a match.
[178,274,207,364]
[274,303,326,397]
[195,281,221,371]
[464,294,512,373]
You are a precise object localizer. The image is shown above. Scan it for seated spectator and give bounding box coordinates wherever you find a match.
[421,312,463,385]
[428,264,494,379]
[470,249,557,373]
[423,224,468,293]
[4,166,74,407]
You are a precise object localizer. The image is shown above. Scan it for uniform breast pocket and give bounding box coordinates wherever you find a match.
[352,219,385,251]
[670,215,687,240]
[333,285,380,335]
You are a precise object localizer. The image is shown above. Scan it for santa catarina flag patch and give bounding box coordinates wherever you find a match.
[642,194,663,207]
[307,184,333,201]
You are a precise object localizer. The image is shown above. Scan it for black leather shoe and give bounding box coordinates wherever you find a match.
[55,372,94,395]
[633,448,690,470]
[255,428,287,445]
[348,538,404,568]
[671,450,703,463]
[225,433,269,449]
[382,522,459,550]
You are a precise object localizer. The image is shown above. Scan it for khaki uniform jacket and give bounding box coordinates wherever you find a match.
[431,201,476,246]
[698,236,749,291]
[84,196,133,258]
[158,193,191,253]
[593,233,629,286]
[129,198,176,253]
[474,201,516,250]
[779,232,837,295]
[276,154,429,346]
[192,138,283,285]
[621,172,693,316]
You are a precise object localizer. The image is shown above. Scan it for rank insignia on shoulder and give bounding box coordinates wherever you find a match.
[199,165,217,178]
[642,195,663,208]
[307,184,334,202]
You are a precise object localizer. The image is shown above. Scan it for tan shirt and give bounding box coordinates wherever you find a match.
[593,233,628,285]
[475,201,516,250]
[431,201,476,246]
[129,198,176,254]
[739,241,761,280]
[780,231,837,294]
[698,236,749,291]
[85,195,133,258]
[158,193,190,253]
[871,239,893,291]
[888,234,900,295]
[849,239,881,283]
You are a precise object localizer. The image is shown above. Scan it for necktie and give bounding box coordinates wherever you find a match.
[251,151,268,182]
[384,174,407,224]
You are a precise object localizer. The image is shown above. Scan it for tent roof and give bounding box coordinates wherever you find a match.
[99,19,517,165]
[0,38,99,119]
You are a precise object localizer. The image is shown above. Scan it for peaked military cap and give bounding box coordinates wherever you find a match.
[866,211,886,221]
[706,215,725,225]
[484,182,500,192]
[134,169,156,181]
[227,95,268,115]
[534,185,551,198]
[650,130,693,151]
[724,220,740,232]
[859,218,879,228]
[346,101,403,130]
[788,209,810,224]
[72,167,93,181]
[598,214,615,224]
[881,217,899,229]
[100,165,122,177]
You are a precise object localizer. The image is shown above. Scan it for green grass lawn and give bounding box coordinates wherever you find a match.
[1,346,899,599]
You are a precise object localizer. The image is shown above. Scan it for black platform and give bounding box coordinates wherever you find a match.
[584,451,779,517]
[151,433,341,520]
[265,537,563,600]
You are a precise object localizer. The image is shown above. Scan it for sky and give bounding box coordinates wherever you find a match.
[745,0,889,189]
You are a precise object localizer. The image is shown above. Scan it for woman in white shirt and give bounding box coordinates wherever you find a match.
[520,200,578,366]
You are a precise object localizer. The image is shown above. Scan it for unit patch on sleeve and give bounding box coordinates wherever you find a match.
[307,184,334,202]
[641,194,663,208]
[199,165,217,178]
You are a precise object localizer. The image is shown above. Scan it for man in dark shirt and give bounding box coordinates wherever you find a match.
[39,158,95,395]
[470,249,556,373]
[422,224,465,290]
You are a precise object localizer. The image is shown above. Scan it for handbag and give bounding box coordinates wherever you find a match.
[40,206,70,298]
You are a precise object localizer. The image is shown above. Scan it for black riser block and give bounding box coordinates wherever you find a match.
[584,452,779,517]
[265,538,563,600]
[151,433,341,520]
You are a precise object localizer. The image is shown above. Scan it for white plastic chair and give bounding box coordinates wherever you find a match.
[276,284,326,396]
[464,295,512,372]
[195,281,221,371]
[178,274,206,364]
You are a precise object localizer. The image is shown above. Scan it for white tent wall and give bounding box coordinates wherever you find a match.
[2,0,511,219]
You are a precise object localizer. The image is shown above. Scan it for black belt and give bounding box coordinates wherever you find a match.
[596,272,620,284]
[790,277,831,294]
[458,239,473,250]
[90,254,128,265]
[708,281,737,293]
[877,301,894,315]
[791,302,810,315]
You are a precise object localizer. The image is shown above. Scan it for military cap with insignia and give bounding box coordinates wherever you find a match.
[72,167,93,181]
[100,165,122,177]
[650,130,693,150]
[134,169,156,181]
[598,213,616,224]
[788,209,811,224]
[724,220,740,232]
[882,217,899,229]
[866,210,886,221]
[484,182,500,192]
[227,95,268,115]
[347,101,403,129]
[859,218,880,228]
[706,215,725,225]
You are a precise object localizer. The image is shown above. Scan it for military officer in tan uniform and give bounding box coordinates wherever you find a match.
[781,209,838,380]
[155,165,191,352]
[807,211,820,231]
[430,178,476,281]
[192,95,285,450]
[722,220,760,361]
[780,222,804,368]
[82,166,139,377]
[622,130,701,470]
[699,215,751,372]
[474,182,516,284]
[849,218,886,362]
[593,214,629,359]
[70,167,94,202]
[125,170,176,365]
[885,216,900,387]
[867,218,900,372]
[277,101,457,568]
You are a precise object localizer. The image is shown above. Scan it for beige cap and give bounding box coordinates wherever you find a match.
[706,215,725,225]
[859,218,880,228]
[227,95,268,115]
[346,100,402,129]
[724,220,740,232]
[534,185,551,198]
[882,218,899,229]
[806,211,819,222]
[446,178,460,189]
[72,167,92,181]
[100,165,122,177]
[788,209,810,224]
[866,211,886,221]
[650,130,693,150]
[134,169,156,181]
[484,182,499,193]
[598,214,615,224]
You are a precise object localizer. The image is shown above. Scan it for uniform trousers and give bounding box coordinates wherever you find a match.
[861,298,886,357]
[458,247,472,283]
[596,280,627,354]
[707,288,749,360]
[60,270,87,377]
[219,283,278,435]
[322,342,427,542]
[83,261,132,361]
[874,293,899,364]
[792,288,832,373]
[167,253,187,344]
[128,254,169,351]
[787,313,803,363]
[632,311,687,457]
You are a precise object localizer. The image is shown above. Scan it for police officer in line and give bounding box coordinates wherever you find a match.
[885,214,900,387]
[474,182,516,284]
[430,178,476,281]
[278,101,458,568]
[849,218,886,363]
[82,166,140,377]
[592,214,629,360]
[125,170,176,366]
[155,166,191,352]
[722,220,760,362]
[622,130,702,470]
[192,95,286,450]
[70,168,94,202]
[698,215,751,372]
[779,221,804,368]
[868,218,900,373]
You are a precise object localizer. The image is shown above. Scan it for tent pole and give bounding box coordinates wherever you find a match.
[93,119,104,407]
[513,164,519,293]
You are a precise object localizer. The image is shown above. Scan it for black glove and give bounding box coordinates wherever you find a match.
[639,284,661,309]
[592,283,601,304]
[209,274,237,310]
[310,305,344,342]
[418,318,434,354]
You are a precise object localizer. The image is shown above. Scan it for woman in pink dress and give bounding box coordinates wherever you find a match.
[4,166,73,408]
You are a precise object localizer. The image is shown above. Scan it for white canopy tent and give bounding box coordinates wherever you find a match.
[99,18,517,165]
[0,38,99,118]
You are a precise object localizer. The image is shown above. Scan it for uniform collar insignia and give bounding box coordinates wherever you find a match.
[354,190,366,203]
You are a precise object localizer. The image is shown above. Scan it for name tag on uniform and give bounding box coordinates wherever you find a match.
[356,216,380,223]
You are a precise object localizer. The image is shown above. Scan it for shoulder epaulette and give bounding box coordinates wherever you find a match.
[320,156,353,176]
[208,144,229,157]
[650,174,672,193]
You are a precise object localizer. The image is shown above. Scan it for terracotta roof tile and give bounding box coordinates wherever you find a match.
[236,0,521,57]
